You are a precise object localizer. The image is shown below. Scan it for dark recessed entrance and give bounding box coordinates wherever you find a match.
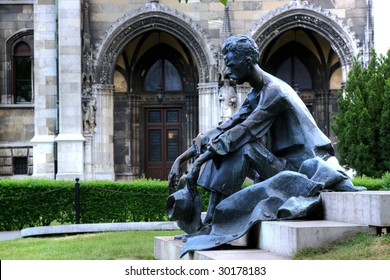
[145,108,182,180]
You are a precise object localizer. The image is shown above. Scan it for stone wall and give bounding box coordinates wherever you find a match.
[0,0,372,180]
[0,2,34,176]
[88,0,367,53]
[0,146,33,176]
[0,107,34,142]
[0,106,34,176]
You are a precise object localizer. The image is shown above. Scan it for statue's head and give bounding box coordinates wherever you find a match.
[221,34,259,65]
[221,35,260,84]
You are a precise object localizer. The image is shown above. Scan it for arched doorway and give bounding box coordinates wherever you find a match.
[259,28,341,138]
[92,5,217,181]
[251,2,359,142]
[113,31,198,180]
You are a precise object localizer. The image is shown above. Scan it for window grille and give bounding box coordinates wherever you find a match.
[13,157,28,175]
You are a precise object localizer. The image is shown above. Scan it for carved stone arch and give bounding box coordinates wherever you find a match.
[250,1,360,82]
[4,29,34,103]
[94,3,217,85]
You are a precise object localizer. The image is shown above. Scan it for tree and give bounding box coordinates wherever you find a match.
[333,49,390,178]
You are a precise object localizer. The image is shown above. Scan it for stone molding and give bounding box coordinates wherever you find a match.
[250,1,360,78]
[198,82,219,96]
[94,2,217,85]
[55,134,85,143]
[30,135,56,144]
[92,83,115,95]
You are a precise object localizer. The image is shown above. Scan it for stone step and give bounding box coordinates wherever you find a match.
[321,191,390,226]
[155,191,390,260]
[258,220,375,256]
[155,220,375,259]
[154,236,290,260]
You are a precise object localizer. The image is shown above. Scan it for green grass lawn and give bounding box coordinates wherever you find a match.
[0,230,182,260]
[294,232,390,260]
[0,231,389,260]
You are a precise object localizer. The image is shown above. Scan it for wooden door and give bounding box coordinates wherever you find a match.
[145,108,182,180]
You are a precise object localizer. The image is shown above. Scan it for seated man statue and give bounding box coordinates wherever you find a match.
[167,34,361,242]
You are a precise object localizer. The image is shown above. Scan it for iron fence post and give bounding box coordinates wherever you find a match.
[75,177,80,224]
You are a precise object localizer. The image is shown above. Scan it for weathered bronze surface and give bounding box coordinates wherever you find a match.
[166,35,364,257]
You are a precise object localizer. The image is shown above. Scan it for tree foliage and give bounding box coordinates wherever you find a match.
[333,49,390,178]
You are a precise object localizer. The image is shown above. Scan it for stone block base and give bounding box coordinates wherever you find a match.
[258,220,374,256]
[155,191,387,260]
[154,236,289,260]
[321,191,390,226]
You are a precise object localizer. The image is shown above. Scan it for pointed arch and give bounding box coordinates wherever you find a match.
[4,29,34,104]
[250,1,360,82]
[94,3,217,85]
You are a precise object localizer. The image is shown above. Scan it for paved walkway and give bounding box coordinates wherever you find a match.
[0,221,180,241]
[0,231,21,241]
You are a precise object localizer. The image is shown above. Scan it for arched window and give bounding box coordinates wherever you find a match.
[144,59,183,92]
[13,42,32,103]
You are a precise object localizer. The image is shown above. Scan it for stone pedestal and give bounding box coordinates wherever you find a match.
[31,135,56,179]
[154,236,289,260]
[55,134,85,180]
[321,191,390,226]
[258,220,374,256]
[155,191,388,260]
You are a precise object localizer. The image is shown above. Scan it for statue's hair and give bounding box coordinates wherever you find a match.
[221,34,259,63]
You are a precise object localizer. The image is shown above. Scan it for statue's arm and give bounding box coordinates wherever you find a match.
[209,89,286,155]
[167,145,197,193]
[186,150,215,197]
[218,95,252,131]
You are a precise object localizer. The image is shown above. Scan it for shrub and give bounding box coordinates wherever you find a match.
[0,178,171,231]
[351,176,383,191]
[333,50,390,178]
[0,179,74,230]
[381,172,390,190]
[0,175,386,231]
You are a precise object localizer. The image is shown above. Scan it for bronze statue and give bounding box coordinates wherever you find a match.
[167,34,364,257]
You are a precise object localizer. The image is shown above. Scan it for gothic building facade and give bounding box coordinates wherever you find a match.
[0,0,384,180]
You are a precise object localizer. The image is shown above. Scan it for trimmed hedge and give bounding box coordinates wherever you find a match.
[0,179,74,231]
[0,175,386,231]
[351,176,384,191]
[0,179,172,231]
[380,172,390,190]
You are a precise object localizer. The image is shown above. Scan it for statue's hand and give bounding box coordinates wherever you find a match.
[193,128,223,154]
[186,160,202,199]
[167,161,181,194]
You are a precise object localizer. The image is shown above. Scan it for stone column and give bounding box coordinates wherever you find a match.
[92,84,115,180]
[31,0,57,179]
[236,83,252,107]
[84,134,93,180]
[198,82,219,133]
[55,0,85,180]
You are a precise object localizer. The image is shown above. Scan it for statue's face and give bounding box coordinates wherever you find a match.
[224,51,249,85]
